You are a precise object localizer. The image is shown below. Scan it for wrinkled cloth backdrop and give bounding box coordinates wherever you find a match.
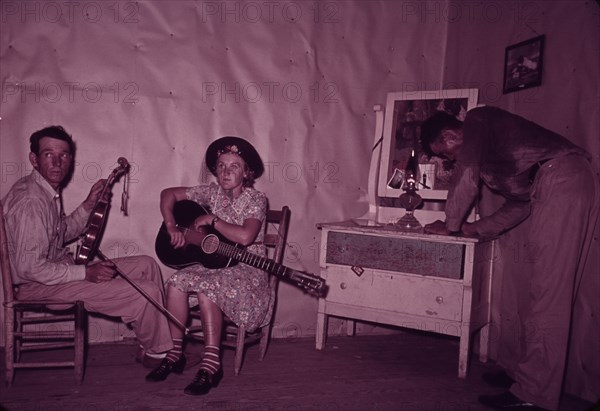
[1,0,598,402]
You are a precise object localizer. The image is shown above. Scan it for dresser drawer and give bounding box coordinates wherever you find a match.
[323,266,463,321]
[325,231,465,279]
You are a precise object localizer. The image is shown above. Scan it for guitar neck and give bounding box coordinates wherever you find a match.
[202,234,327,297]
[216,242,291,279]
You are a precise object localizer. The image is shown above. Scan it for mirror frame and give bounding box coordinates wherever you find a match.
[377,88,479,201]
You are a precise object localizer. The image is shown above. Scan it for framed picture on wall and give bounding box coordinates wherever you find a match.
[503,35,545,94]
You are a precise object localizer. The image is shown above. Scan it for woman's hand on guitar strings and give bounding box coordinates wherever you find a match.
[166,223,186,249]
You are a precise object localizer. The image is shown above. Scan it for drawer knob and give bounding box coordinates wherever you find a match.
[340,282,347,290]
[436,296,444,304]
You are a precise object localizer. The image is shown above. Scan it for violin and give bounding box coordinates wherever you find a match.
[75,157,130,265]
[72,158,189,332]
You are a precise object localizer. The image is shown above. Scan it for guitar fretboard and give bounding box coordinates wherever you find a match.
[208,238,325,296]
[216,242,290,278]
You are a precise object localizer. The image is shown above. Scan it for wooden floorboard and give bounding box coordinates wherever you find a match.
[0,331,593,411]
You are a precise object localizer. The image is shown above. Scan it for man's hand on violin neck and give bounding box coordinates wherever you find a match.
[82,179,109,211]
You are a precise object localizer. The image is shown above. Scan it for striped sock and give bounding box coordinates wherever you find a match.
[165,338,183,363]
[199,345,221,375]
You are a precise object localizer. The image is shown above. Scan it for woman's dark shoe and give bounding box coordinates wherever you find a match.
[183,368,223,396]
[145,356,186,382]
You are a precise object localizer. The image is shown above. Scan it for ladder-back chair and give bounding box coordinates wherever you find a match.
[188,205,291,375]
[1,202,87,385]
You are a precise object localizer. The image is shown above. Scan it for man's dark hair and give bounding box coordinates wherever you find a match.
[419,112,463,157]
[30,125,75,155]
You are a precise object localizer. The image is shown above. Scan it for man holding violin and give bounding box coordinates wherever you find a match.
[2,125,173,369]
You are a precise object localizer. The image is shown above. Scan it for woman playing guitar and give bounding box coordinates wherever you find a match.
[145,136,270,396]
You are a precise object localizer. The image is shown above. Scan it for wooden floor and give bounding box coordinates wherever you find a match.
[0,331,594,411]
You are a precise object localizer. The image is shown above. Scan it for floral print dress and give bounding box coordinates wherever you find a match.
[166,183,273,332]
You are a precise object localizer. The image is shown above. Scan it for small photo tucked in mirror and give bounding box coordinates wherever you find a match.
[419,163,436,190]
[387,168,405,189]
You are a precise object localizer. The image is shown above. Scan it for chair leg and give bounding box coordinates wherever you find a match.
[233,326,246,376]
[74,302,86,384]
[14,310,22,362]
[4,307,15,386]
[258,324,271,361]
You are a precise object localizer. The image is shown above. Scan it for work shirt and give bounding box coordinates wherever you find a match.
[446,106,588,236]
[2,169,90,285]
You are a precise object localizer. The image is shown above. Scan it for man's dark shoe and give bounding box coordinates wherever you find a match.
[140,354,165,369]
[478,391,548,410]
[482,370,515,388]
[135,347,166,369]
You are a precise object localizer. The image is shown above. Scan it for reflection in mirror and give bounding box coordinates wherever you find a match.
[378,89,479,209]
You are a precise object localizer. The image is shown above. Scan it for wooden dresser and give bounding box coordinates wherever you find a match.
[315,220,495,378]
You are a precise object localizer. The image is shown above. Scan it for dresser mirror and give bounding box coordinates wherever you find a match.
[377,89,479,205]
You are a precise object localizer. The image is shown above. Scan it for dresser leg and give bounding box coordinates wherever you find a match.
[458,325,471,379]
[478,323,490,363]
[316,311,328,350]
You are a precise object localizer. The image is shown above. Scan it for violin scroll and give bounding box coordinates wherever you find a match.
[117,157,129,170]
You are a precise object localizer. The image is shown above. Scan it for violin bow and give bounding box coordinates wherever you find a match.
[96,249,190,334]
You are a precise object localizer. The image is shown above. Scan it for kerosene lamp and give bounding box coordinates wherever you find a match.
[395,149,423,231]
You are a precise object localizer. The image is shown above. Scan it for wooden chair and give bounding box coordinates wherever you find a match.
[1,203,87,385]
[187,206,291,375]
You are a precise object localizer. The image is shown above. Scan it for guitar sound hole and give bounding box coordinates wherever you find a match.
[202,235,219,254]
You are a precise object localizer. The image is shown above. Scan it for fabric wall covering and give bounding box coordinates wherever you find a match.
[1,0,598,402]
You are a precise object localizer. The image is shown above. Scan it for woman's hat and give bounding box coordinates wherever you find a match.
[205,136,264,178]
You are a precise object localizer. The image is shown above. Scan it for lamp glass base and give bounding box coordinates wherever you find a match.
[395,212,423,232]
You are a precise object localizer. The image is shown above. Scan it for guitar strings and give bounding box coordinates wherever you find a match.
[215,238,324,292]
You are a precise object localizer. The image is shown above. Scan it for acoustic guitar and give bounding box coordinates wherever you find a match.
[155,200,236,269]
[155,200,327,297]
